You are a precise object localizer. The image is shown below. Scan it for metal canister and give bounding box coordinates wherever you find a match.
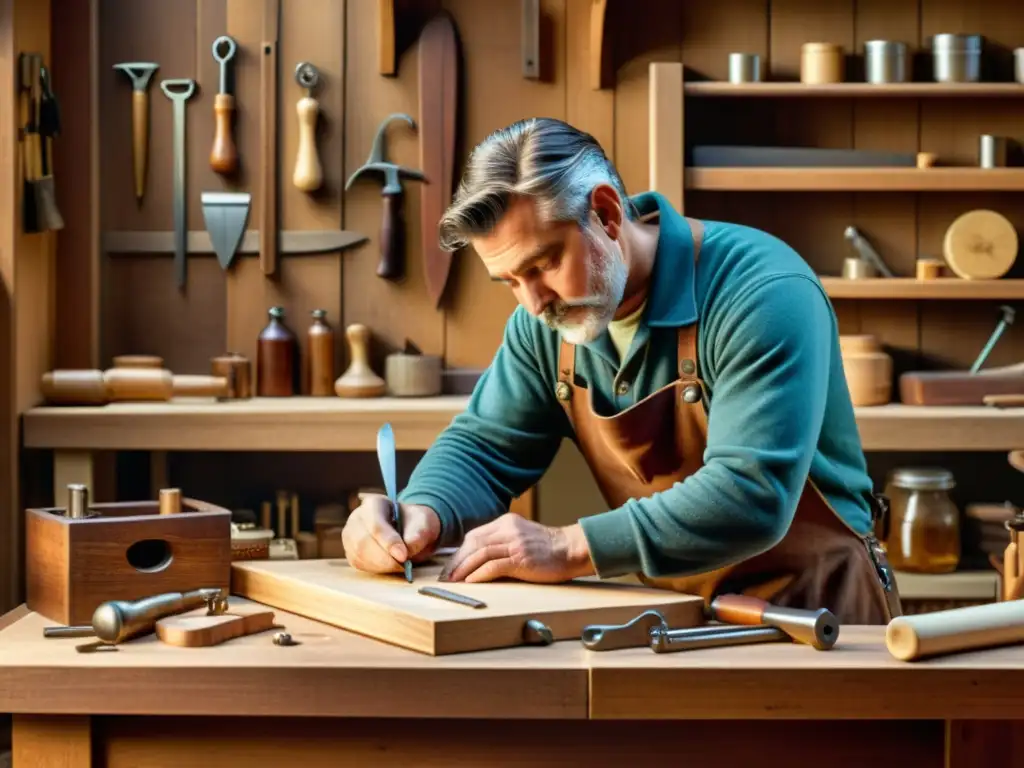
[931,33,982,82]
[864,40,909,83]
[979,135,1008,168]
[728,53,761,83]
[1015,48,1024,84]
[67,483,89,519]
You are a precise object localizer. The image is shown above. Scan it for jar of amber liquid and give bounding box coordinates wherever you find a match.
[883,467,960,573]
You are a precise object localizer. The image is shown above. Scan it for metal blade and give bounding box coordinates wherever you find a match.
[201,192,251,270]
[376,423,411,581]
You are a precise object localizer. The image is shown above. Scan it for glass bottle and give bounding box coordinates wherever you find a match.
[257,306,297,397]
[883,467,960,574]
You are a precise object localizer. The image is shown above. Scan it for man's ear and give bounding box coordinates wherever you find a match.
[589,183,623,239]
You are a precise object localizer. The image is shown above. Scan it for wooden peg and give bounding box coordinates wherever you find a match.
[334,324,386,398]
[292,62,323,192]
[159,488,182,515]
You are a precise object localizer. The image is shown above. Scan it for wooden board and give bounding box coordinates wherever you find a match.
[156,609,278,648]
[230,559,706,655]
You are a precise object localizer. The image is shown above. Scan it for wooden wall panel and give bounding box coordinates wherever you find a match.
[1,0,54,610]
[439,0,567,370]
[343,0,444,372]
[99,0,228,370]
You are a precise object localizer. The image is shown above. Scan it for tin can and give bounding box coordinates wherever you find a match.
[728,52,761,83]
[979,135,1008,168]
[931,33,982,82]
[801,42,844,84]
[864,40,909,83]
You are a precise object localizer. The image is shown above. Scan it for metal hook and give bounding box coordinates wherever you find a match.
[212,35,238,64]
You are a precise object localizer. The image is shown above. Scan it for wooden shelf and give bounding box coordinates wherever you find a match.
[821,278,1024,300]
[23,397,469,452]
[854,404,1024,451]
[102,230,368,256]
[685,82,1024,98]
[20,398,1024,453]
[686,168,1024,191]
[893,570,1000,601]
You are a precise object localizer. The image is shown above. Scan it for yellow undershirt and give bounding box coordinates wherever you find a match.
[607,299,647,365]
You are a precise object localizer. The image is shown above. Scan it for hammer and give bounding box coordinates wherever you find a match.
[113,61,159,204]
[345,112,426,281]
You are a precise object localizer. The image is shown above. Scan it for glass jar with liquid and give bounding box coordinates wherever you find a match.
[883,467,960,574]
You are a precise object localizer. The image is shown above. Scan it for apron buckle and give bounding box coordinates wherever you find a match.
[864,534,903,620]
[555,380,572,401]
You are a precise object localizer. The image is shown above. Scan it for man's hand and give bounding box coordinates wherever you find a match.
[439,513,595,583]
[342,494,442,574]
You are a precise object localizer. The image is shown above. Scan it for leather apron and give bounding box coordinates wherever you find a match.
[555,217,902,625]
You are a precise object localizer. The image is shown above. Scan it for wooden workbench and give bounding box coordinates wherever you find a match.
[1,601,1022,767]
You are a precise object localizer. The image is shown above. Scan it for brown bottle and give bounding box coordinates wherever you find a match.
[257,306,297,397]
[307,308,335,396]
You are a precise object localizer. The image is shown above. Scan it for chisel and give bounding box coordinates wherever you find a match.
[377,422,413,582]
[159,78,196,289]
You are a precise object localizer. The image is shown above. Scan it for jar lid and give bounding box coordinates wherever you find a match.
[890,467,956,491]
[803,42,841,52]
[931,33,982,52]
[231,526,275,543]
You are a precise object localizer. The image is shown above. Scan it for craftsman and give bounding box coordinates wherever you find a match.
[342,117,900,624]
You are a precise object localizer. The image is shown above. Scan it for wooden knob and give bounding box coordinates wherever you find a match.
[334,324,386,398]
[292,96,322,191]
[159,488,182,515]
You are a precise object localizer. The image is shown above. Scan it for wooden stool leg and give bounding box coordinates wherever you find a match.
[12,715,91,767]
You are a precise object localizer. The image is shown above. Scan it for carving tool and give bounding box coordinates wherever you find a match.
[200,191,251,270]
[260,0,281,275]
[708,594,839,650]
[160,78,197,289]
[377,422,412,582]
[345,113,426,281]
[418,586,486,609]
[113,61,158,203]
[43,588,227,644]
[293,62,323,192]
[418,12,459,306]
[209,35,239,175]
[969,304,1014,373]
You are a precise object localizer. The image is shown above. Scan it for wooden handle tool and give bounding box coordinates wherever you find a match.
[209,36,239,175]
[709,594,840,650]
[886,600,1024,661]
[292,62,323,192]
[112,62,159,204]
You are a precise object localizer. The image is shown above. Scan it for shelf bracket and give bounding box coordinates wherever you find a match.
[522,0,540,79]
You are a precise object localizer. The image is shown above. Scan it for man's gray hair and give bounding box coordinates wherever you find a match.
[438,117,633,253]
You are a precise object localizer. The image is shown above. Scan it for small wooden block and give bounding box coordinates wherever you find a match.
[156,610,277,647]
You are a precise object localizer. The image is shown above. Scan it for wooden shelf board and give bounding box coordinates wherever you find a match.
[22,397,469,452]
[20,399,1024,453]
[686,167,1024,191]
[684,82,1024,98]
[821,278,1024,300]
[853,404,1024,451]
[893,570,1000,601]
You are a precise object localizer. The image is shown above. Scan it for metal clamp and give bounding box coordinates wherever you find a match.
[580,610,669,651]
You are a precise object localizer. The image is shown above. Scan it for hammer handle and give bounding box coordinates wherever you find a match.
[132,89,148,201]
[378,191,405,281]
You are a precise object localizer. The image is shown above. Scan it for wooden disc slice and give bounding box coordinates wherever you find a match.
[943,209,1018,280]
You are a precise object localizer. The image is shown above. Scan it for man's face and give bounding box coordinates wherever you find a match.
[475,196,627,344]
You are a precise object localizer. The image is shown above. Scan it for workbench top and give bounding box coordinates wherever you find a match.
[3,599,1024,722]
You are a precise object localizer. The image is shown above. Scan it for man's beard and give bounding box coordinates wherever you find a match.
[540,227,627,344]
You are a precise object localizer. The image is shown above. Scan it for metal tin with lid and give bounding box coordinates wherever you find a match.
[931,33,982,82]
[864,40,909,83]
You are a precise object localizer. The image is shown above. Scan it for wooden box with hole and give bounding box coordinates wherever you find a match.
[25,484,233,625]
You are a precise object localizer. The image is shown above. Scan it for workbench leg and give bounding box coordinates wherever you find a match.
[945,719,1024,768]
[12,715,91,767]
